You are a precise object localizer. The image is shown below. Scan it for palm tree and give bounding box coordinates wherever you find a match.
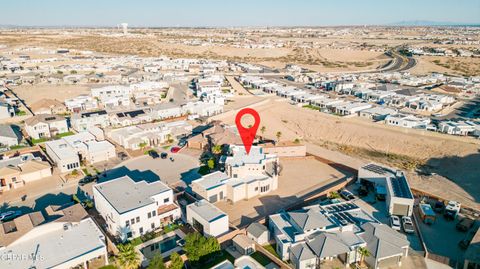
[275,131,282,142]
[260,126,266,139]
[117,243,140,269]
[357,246,371,266]
[211,144,222,155]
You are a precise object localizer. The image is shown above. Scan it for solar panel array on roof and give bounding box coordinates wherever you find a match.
[82,110,107,118]
[332,212,357,226]
[391,177,413,199]
[324,202,359,213]
[124,110,145,118]
[363,163,389,175]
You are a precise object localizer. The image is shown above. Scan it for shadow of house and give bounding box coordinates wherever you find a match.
[32,192,73,212]
[419,150,480,203]
[98,166,160,184]
[180,167,201,185]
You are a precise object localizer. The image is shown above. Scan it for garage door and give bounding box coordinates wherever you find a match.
[392,203,409,216]
[209,194,218,203]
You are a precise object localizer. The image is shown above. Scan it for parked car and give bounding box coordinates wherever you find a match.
[0,210,22,222]
[456,217,475,232]
[444,200,461,220]
[433,201,445,213]
[148,150,159,159]
[117,152,128,161]
[79,175,98,186]
[390,215,401,231]
[459,238,471,249]
[178,140,187,148]
[170,146,181,153]
[357,185,369,197]
[339,189,355,200]
[401,216,415,233]
[160,152,168,159]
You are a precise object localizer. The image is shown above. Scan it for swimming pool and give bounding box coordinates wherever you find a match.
[144,234,180,254]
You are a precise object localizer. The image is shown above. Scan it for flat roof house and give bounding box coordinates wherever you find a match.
[93,176,180,241]
[191,145,279,204]
[358,163,414,217]
[186,199,229,237]
[45,139,80,173]
[71,110,109,131]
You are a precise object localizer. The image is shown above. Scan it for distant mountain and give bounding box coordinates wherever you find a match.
[389,20,480,27]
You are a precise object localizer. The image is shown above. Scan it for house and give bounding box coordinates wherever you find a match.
[45,139,81,173]
[438,121,478,136]
[385,113,430,129]
[71,110,109,131]
[0,205,108,269]
[30,98,67,115]
[106,120,191,150]
[0,154,52,192]
[181,101,223,117]
[246,222,269,245]
[109,108,152,127]
[186,199,229,237]
[359,106,398,121]
[24,114,68,140]
[269,201,410,269]
[61,132,116,165]
[93,176,181,241]
[0,124,21,147]
[191,145,279,204]
[358,163,414,217]
[232,234,255,255]
[65,95,98,113]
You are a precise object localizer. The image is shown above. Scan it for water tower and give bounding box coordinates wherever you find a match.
[121,23,128,35]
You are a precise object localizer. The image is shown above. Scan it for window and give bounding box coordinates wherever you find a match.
[139,227,143,234]
[152,210,156,217]
[148,212,151,218]
[131,218,135,224]
[125,220,130,227]
[151,223,155,229]
[255,187,258,191]
[163,198,169,203]
[136,216,140,222]
[150,245,155,251]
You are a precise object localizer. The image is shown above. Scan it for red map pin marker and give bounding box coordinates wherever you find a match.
[235,108,260,155]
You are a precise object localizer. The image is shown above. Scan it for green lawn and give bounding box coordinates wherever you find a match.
[263,244,281,259]
[192,250,235,269]
[16,110,27,116]
[9,145,26,150]
[250,251,272,266]
[302,104,321,111]
[31,137,48,145]
[57,131,75,137]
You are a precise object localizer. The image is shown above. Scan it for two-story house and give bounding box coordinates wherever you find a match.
[24,114,68,139]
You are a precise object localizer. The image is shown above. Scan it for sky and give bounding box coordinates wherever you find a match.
[1,0,479,27]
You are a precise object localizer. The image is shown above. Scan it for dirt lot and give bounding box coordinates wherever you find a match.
[411,56,480,77]
[215,158,351,227]
[216,97,480,209]
[12,84,91,105]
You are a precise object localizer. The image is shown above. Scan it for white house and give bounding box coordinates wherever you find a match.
[24,114,68,140]
[0,217,108,269]
[45,139,81,173]
[0,124,21,147]
[71,110,110,131]
[191,146,279,204]
[385,113,430,129]
[438,121,478,136]
[93,176,181,241]
[186,199,229,237]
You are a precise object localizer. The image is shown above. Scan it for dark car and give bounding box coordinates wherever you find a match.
[456,217,475,232]
[433,201,445,213]
[148,150,159,159]
[459,238,471,249]
[340,189,355,200]
[178,140,187,148]
[79,175,98,186]
[117,152,128,161]
[357,185,369,197]
[160,152,168,159]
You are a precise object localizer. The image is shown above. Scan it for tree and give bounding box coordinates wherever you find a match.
[293,138,300,144]
[275,131,282,142]
[260,126,266,137]
[357,246,371,266]
[166,134,174,144]
[329,191,340,199]
[211,144,222,155]
[117,243,140,269]
[184,232,220,263]
[139,142,148,150]
[168,252,184,269]
[148,253,166,269]
[207,159,215,171]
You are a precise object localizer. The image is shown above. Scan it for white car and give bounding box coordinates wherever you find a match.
[401,216,415,234]
[390,215,401,231]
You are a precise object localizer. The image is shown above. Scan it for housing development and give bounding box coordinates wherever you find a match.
[0,3,479,269]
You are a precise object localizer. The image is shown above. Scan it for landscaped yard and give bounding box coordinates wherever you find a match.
[191,250,235,269]
[250,251,272,266]
[262,244,280,259]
